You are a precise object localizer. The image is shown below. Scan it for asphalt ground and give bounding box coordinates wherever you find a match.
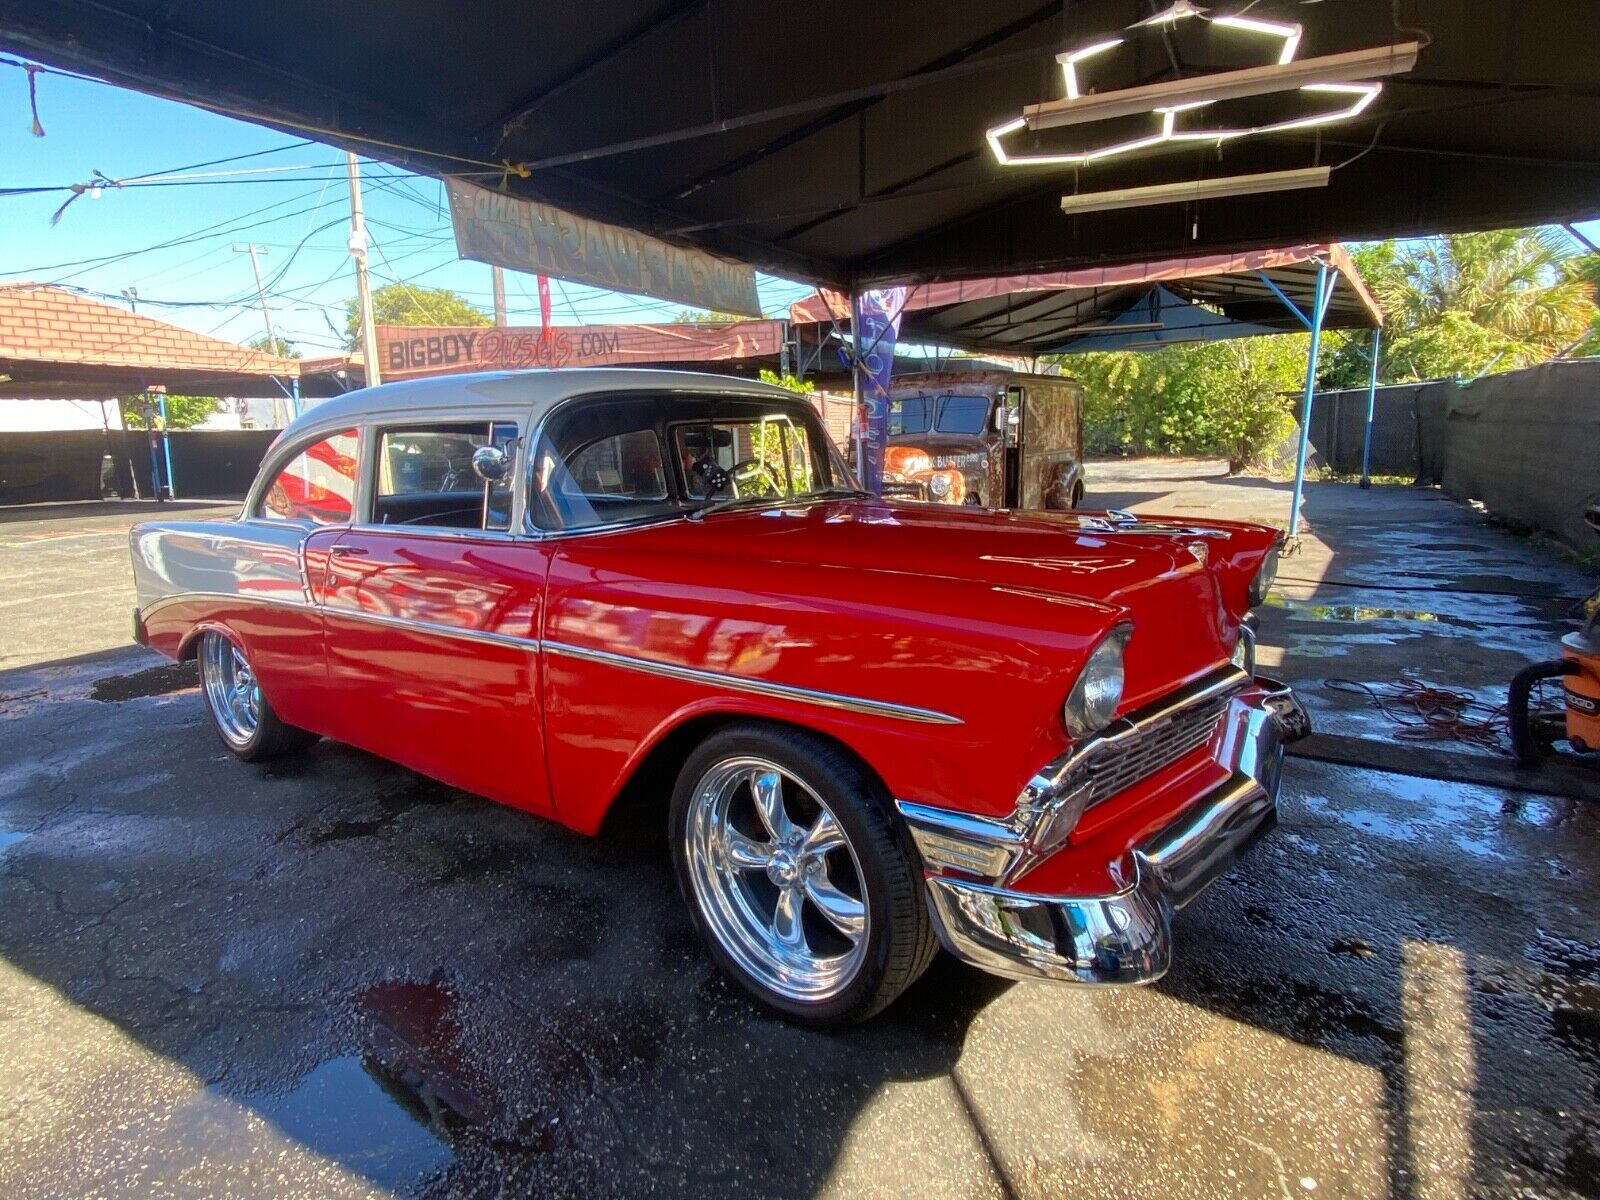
[1,465,1597,1199]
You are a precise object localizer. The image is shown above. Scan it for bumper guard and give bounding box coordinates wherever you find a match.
[911,676,1309,986]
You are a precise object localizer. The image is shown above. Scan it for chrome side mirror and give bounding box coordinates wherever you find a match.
[471,445,509,482]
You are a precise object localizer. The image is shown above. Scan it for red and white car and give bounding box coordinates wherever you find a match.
[131,369,1307,1024]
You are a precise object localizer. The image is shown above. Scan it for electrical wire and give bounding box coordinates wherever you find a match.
[1324,677,1510,753]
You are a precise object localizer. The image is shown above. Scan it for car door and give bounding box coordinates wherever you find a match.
[319,417,557,815]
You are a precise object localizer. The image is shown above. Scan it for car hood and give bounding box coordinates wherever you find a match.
[601,499,1264,706]
[684,499,1191,588]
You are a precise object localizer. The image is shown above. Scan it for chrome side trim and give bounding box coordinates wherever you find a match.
[918,677,1309,986]
[140,590,314,619]
[139,589,961,727]
[319,604,539,653]
[543,640,964,726]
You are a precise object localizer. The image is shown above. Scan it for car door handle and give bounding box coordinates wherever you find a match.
[329,545,369,557]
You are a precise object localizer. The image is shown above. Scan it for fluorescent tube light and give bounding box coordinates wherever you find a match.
[1026,42,1420,131]
[1058,167,1331,215]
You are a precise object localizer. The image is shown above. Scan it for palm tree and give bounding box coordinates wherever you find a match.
[1383,228,1595,351]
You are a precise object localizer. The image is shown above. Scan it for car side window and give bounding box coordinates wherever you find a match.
[258,429,358,524]
[373,421,520,531]
[529,398,676,532]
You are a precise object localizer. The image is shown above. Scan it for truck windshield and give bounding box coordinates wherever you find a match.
[890,394,991,436]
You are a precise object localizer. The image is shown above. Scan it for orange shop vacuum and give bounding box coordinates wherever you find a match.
[1510,503,1600,768]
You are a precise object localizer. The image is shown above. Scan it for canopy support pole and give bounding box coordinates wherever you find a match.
[157,395,176,501]
[1359,326,1382,489]
[1288,262,1334,539]
[848,289,865,480]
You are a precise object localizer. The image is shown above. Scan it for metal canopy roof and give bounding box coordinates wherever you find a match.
[788,243,1379,355]
[4,2,1597,289]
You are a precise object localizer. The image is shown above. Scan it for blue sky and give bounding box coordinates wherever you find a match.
[0,66,815,357]
[3,62,1597,361]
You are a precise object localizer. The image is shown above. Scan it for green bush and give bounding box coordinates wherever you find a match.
[1062,335,1307,472]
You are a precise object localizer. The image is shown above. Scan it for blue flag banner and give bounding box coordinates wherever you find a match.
[851,287,908,493]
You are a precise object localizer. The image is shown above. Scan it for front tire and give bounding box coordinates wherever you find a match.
[197,630,318,762]
[669,723,936,1026]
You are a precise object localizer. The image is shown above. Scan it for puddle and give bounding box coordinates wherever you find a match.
[1266,596,1477,630]
[0,826,29,855]
[257,1055,454,1192]
[358,980,495,1129]
[1296,774,1567,860]
[89,661,197,702]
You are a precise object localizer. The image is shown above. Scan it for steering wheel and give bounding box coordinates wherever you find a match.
[730,458,781,497]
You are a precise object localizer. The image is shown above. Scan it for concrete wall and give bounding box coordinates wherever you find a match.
[0,429,277,505]
[1308,360,1600,551]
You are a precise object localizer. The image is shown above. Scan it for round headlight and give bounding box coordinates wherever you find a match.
[1063,626,1129,737]
[1249,547,1279,606]
[927,472,951,498]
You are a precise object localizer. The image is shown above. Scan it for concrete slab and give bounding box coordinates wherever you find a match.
[1086,459,1598,783]
[1,463,1597,1197]
[1,646,1598,1198]
[0,500,237,670]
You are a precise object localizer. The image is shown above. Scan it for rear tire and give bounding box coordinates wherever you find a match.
[197,630,318,763]
[669,722,937,1026]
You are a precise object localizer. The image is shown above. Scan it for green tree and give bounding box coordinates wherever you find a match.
[246,333,301,359]
[1063,335,1305,473]
[1322,229,1596,386]
[758,369,815,393]
[672,309,749,323]
[119,395,221,429]
[345,284,489,346]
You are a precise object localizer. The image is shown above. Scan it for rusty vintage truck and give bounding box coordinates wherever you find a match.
[882,370,1085,509]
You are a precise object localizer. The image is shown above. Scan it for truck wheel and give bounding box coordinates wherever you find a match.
[197,631,318,762]
[670,723,937,1025]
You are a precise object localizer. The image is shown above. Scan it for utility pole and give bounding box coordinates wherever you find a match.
[491,266,508,327]
[232,242,282,423]
[345,151,381,388]
[231,242,277,352]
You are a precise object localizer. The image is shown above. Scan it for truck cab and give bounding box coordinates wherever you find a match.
[883,370,1085,510]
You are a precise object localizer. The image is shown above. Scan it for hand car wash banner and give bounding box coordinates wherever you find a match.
[851,287,908,493]
[447,177,762,318]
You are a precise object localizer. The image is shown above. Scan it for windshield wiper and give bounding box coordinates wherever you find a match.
[687,493,780,521]
[688,489,865,521]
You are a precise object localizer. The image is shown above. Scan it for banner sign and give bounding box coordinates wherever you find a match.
[376,320,784,380]
[446,178,763,318]
[850,288,908,493]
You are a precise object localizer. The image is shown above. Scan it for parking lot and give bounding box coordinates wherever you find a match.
[2,463,1597,1199]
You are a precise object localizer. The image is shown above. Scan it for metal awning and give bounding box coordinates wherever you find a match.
[1,2,1595,289]
[788,243,1379,355]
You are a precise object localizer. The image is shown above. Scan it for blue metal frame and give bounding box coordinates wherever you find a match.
[1359,326,1382,489]
[1287,263,1336,538]
[157,395,176,500]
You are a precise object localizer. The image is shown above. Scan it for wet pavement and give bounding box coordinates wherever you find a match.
[1,468,1598,1198]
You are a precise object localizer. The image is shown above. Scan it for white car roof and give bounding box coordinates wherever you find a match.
[280,368,806,442]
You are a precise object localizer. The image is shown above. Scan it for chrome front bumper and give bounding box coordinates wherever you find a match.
[910,676,1309,986]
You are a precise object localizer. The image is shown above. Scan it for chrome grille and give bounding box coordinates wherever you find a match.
[1077,691,1233,810]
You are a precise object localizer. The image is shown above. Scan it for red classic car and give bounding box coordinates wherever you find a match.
[130,369,1307,1025]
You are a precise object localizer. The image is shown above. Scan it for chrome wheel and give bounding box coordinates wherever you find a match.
[684,756,869,1002]
[201,633,260,749]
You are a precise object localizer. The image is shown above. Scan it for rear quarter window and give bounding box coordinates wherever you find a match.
[259,430,358,524]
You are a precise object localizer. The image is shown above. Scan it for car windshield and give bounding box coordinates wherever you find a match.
[890,394,991,436]
[528,394,859,532]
